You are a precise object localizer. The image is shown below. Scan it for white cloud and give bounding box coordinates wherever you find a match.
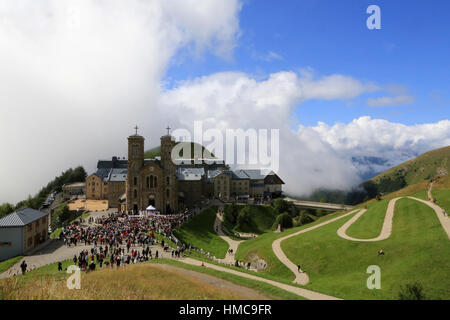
[0,1,447,204]
[367,94,416,107]
[159,73,450,196]
[0,0,242,203]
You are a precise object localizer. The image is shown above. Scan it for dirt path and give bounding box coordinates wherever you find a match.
[151,263,270,300]
[407,196,450,240]
[337,195,450,241]
[213,212,242,264]
[0,241,94,278]
[178,257,340,300]
[272,209,360,285]
[336,197,401,242]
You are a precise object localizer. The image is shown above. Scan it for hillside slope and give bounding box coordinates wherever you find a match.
[144,141,216,159]
[370,146,449,190]
[0,262,267,300]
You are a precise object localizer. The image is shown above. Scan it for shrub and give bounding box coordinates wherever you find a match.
[236,206,251,229]
[273,198,289,214]
[398,282,426,300]
[272,212,293,229]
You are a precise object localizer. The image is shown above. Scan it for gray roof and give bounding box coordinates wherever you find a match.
[176,168,205,181]
[231,170,250,180]
[207,169,223,179]
[107,168,127,182]
[236,169,266,180]
[0,208,48,227]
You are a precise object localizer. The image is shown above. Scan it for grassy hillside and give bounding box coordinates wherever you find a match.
[0,261,264,300]
[223,204,279,235]
[173,207,229,259]
[234,211,352,280]
[345,199,390,239]
[144,141,216,159]
[370,145,450,192]
[281,198,450,300]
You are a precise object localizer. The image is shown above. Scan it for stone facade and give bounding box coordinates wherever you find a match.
[86,129,285,212]
[85,174,107,200]
[126,134,178,214]
[23,215,48,252]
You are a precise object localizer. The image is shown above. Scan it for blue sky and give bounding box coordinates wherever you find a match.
[1,0,450,202]
[165,0,450,126]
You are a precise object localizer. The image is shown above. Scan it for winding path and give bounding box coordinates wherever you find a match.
[337,196,450,241]
[213,212,242,264]
[336,198,399,242]
[178,257,340,300]
[273,183,450,286]
[272,209,360,285]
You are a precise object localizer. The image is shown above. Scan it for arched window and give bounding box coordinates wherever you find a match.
[146,176,150,188]
[166,189,170,198]
[134,177,137,186]
[150,175,154,188]
[154,177,157,188]
[134,189,137,199]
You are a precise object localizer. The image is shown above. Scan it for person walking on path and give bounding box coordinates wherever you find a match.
[20,260,27,275]
[297,264,302,273]
[443,209,447,217]
[58,262,63,271]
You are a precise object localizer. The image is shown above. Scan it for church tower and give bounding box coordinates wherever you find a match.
[161,126,178,213]
[127,126,144,213]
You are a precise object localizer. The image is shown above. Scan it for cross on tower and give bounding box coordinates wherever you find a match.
[134,125,139,135]
[166,125,171,136]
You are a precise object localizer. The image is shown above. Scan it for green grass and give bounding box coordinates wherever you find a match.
[149,259,304,300]
[173,207,229,259]
[371,145,450,187]
[430,189,450,214]
[0,256,23,274]
[281,198,450,300]
[0,256,303,300]
[235,210,352,282]
[144,142,215,159]
[345,199,389,239]
[411,190,429,201]
[223,204,278,235]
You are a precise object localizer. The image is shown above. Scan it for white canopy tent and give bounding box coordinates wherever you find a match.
[145,205,159,216]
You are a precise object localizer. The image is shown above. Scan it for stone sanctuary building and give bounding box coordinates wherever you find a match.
[86,128,284,214]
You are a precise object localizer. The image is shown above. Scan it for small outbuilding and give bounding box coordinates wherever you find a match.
[0,208,49,261]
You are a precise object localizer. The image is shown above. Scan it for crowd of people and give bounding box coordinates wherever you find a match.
[59,211,193,249]
[53,210,197,272]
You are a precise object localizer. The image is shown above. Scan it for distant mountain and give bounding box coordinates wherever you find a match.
[351,156,391,180]
[370,145,450,187]
[300,145,450,205]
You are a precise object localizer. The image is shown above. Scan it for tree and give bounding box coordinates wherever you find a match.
[0,203,14,219]
[273,213,293,229]
[51,204,71,229]
[273,198,289,214]
[237,206,251,228]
